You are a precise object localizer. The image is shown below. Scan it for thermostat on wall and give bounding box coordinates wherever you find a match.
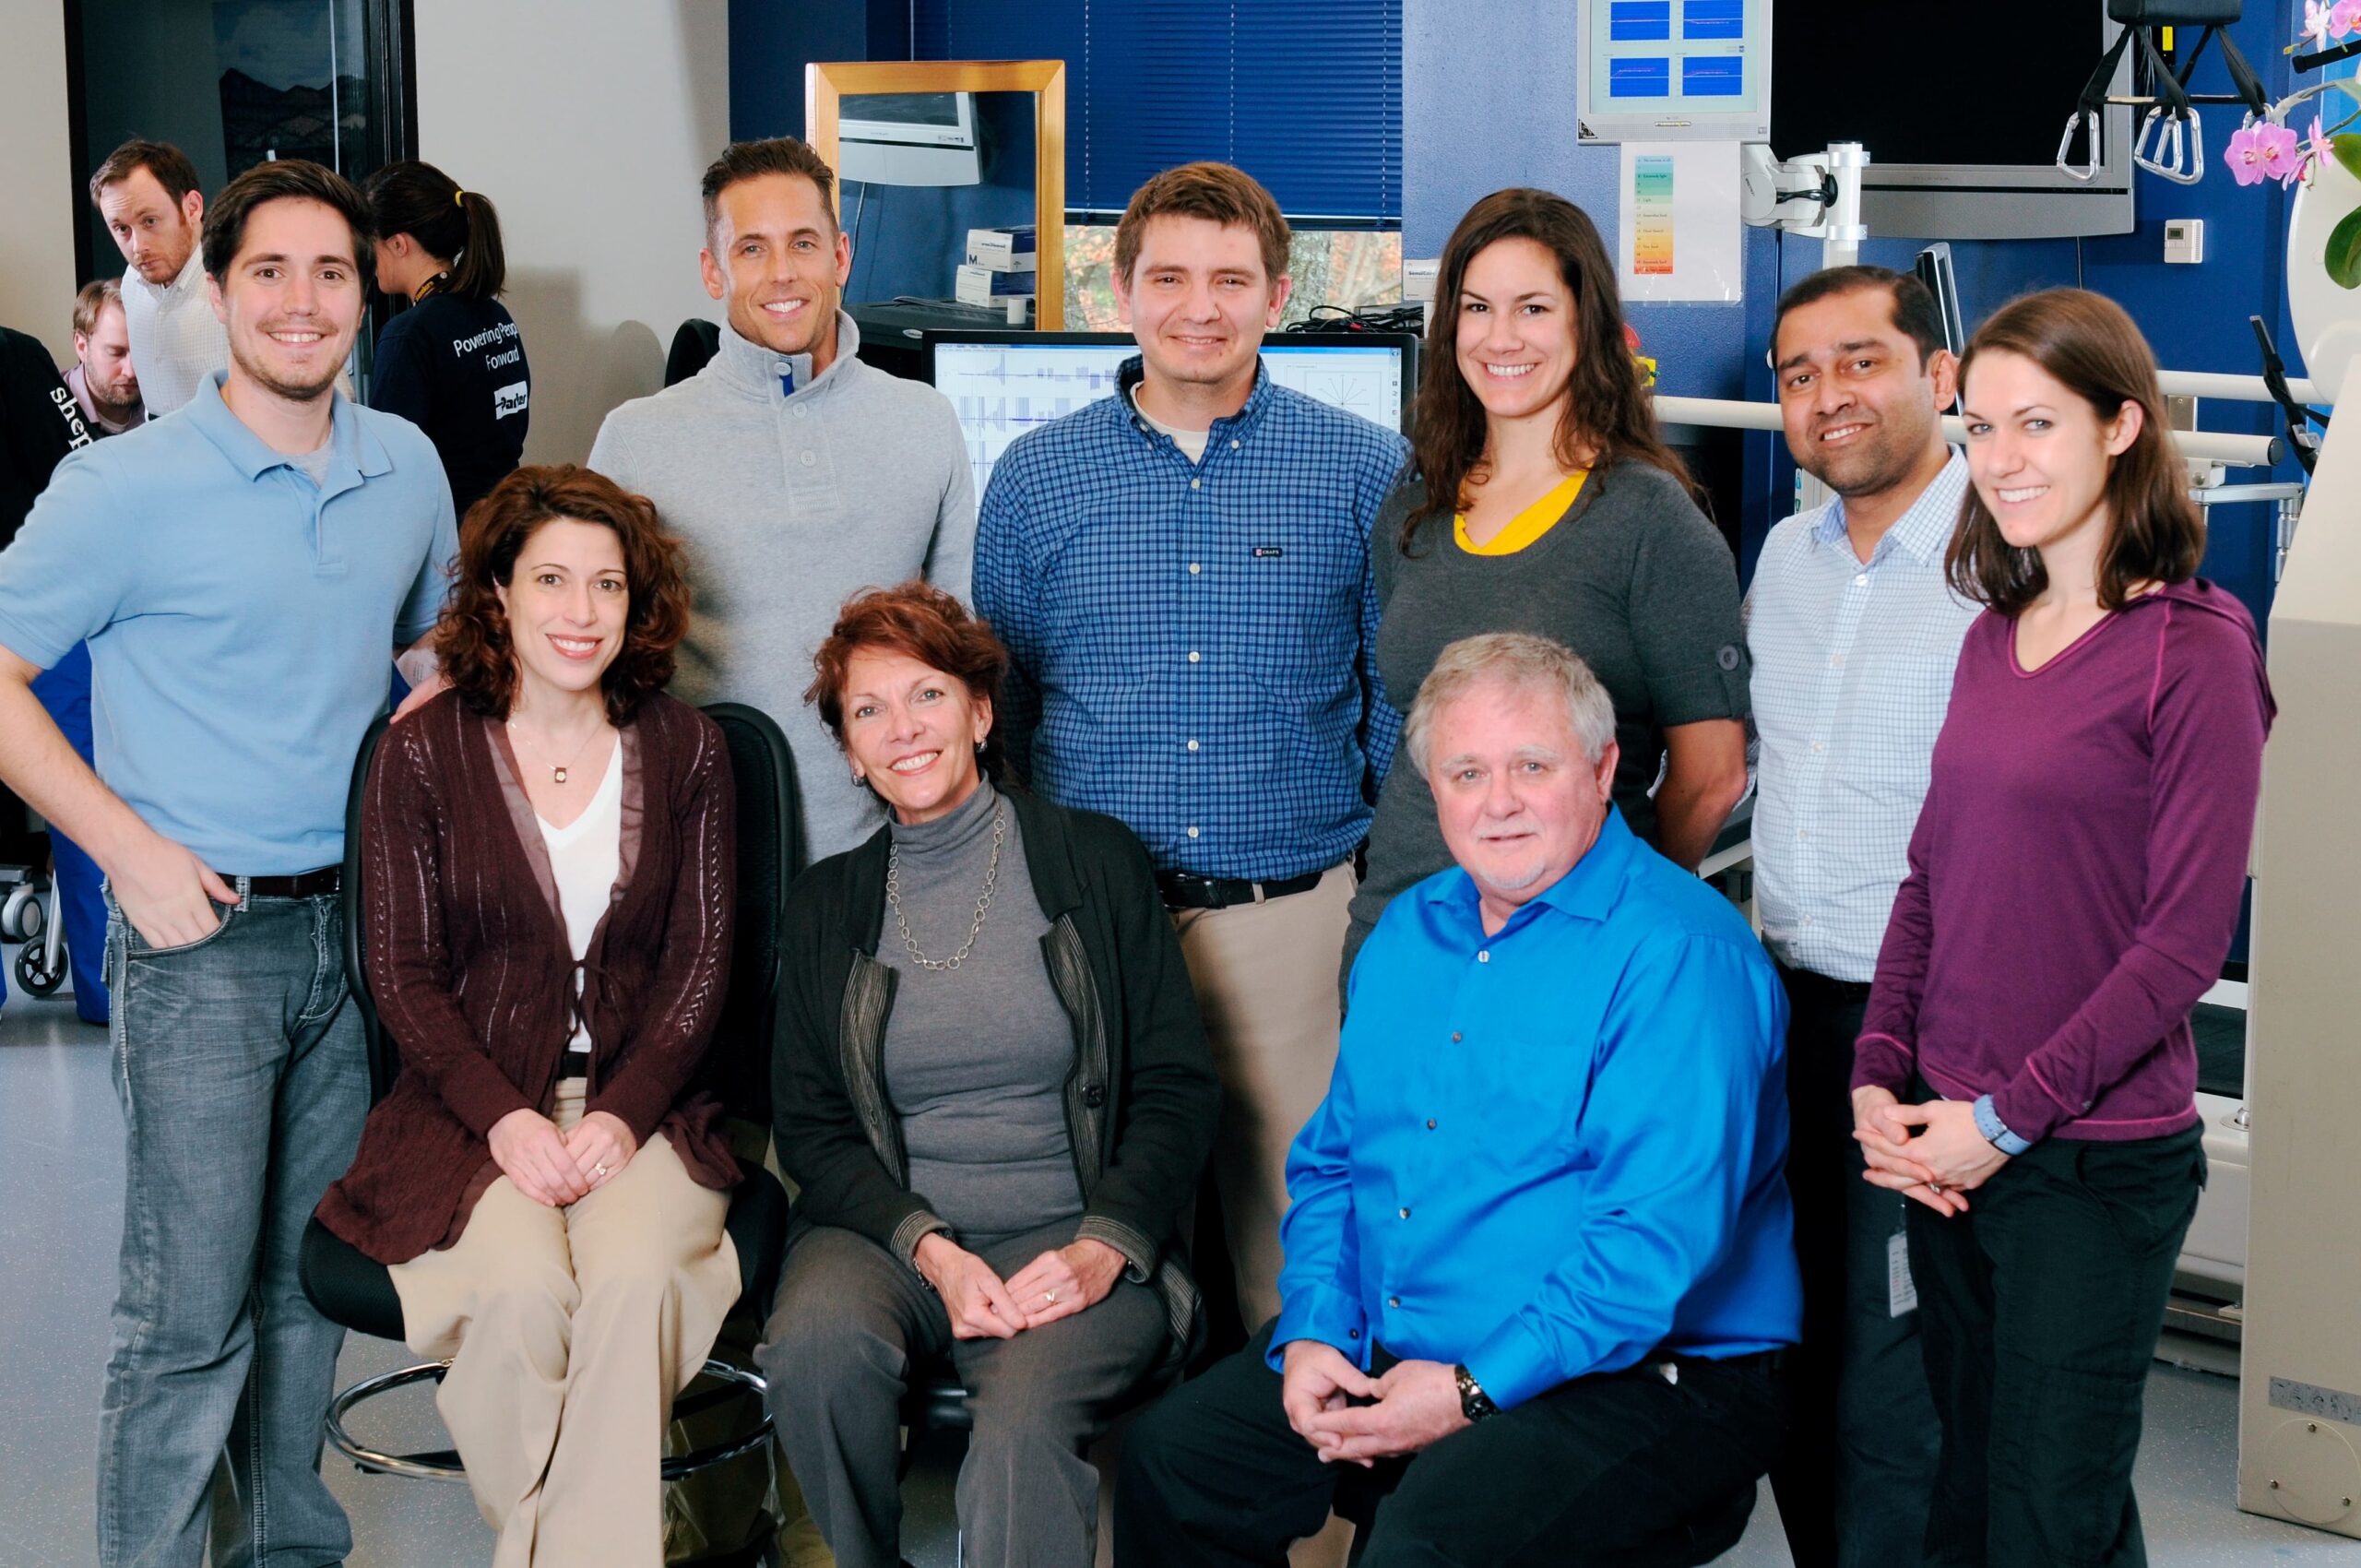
[2165,220,2205,265]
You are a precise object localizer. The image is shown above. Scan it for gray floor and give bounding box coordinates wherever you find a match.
[5,981,2355,1567]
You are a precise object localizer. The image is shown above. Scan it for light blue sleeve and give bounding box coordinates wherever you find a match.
[395,479,459,646]
[1267,1031,1369,1371]
[1463,932,1787,1408]
[0,452,132,671]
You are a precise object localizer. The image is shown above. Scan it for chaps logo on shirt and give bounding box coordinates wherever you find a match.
[1252,545,1284,559]
[492,381,529,422]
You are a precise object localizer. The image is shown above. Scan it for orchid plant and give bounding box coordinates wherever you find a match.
[2227,5,2361,284]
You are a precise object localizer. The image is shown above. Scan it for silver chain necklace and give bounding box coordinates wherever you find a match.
[885,802,1006,971]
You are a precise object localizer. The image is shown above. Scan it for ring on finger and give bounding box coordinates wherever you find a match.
[1043,1289,1059,1305]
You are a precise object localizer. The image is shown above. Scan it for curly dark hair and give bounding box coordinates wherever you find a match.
[805,582,1009,783]
[435,465,691,724]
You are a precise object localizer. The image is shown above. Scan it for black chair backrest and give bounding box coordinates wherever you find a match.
[698,702,799,1126]
[339,703,798,1123]
[665,318,722,387]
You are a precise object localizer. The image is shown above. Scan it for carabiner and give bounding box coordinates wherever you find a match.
[2132,106,2205,185]
[2056,109,2102,181]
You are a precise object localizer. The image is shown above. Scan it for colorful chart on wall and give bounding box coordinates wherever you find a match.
[1616,140,1743,303]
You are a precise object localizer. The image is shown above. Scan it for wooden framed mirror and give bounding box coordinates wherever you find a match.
[806,59,1068,330]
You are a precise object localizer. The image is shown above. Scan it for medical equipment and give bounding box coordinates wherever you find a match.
[2058,1,2270,187]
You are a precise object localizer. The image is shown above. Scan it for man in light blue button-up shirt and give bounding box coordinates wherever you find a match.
[1749,267,1983,1568]
[1116,634,1796,1567]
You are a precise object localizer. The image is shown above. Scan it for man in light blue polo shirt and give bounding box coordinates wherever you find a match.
[0,160,456,1568]
[1750,265,1982,1568]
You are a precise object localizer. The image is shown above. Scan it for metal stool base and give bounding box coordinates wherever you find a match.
[326,1357,772,1482]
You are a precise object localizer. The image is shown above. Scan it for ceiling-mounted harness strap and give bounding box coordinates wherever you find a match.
[2059,24,2138,180]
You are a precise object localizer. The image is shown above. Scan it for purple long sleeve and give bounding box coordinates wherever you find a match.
[1854,581,2272,1143]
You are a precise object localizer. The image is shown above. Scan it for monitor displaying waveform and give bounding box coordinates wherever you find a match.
[929,335,1409,497]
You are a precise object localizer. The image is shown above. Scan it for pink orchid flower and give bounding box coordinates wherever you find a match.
[2226,121,2272,185]
[2287,114,2337,186]
[2256,121,2304,182]
[2333,0,2361,37]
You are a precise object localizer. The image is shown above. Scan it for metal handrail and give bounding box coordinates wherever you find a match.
[1654,395,2285,469]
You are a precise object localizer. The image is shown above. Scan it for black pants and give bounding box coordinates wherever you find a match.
[1114,1324,1786,1568]
[1770,964,1940,1568]
[1907,1120,2205,1567]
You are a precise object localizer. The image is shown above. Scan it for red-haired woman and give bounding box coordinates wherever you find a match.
[756,581,1218,1568]
[316,464,740,1568]
[1851,290,2272,1563]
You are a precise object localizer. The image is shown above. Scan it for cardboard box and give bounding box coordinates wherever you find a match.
[955,263,1037,306]
[964,226,1038,270]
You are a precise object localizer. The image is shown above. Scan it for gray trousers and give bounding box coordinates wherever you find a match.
[757,1219,1169,1568]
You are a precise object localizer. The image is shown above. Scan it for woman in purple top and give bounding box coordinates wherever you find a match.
[1848,289,2272,1567]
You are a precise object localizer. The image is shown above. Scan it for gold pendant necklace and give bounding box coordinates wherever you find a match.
[507,719,602,785]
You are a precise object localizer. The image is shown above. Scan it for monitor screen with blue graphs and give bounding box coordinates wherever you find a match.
[1575,0,1771,142]
[925,331,1415,497]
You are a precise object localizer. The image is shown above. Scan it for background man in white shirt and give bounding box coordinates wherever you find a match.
[89,139,228,417]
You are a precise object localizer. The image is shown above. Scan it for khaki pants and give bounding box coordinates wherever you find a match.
[390,1080,739,1568]
[1169,862,1354,1331]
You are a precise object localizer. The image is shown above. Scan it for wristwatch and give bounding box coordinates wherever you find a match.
[1453,1363,1500,1423]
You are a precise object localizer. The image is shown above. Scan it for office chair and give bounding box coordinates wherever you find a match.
[298,703,799,1491]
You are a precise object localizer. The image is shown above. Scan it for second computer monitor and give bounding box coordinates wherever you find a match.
[925,329,1417,497]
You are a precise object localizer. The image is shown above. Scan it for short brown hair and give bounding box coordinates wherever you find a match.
[1113,161,1290,287]
[702,137,837,245]
[436,465,693,725]
[200,159,374,281]
[1947,288,2203,616]
[89,138,201,208]
[72,279,124,339]
[805,583,1009,780]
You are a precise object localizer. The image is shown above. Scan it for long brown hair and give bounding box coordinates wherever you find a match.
[1946,288,2203,614]
[1402,188,1692,552]
[436,465,691,724]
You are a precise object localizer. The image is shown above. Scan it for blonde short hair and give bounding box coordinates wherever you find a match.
[1402,633,1615,780]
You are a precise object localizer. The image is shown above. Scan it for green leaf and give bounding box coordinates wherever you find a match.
[2334,133,2361,184]
[2326,206,2361,290]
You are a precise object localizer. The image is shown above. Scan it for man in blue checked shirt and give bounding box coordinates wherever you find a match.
[974,161,1406,1334]
[1116,633,1797,1567]
[1750,266,1982,1568]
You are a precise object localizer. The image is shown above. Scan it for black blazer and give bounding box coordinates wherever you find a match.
[775,784,1219,1351]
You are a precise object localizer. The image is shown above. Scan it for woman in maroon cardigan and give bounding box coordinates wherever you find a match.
[316,465,739,1568]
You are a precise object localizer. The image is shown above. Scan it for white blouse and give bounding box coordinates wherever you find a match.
[536,740,623,1053]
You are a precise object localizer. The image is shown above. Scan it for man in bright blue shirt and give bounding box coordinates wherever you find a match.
[0,161,455,1568]
[974,161,1406,1330]
[1117,633,1797,1566]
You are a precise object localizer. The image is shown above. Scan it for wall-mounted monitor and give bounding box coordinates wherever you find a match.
[1576,0,1774,144]
[839,90,980,187]
[1772,0,2133,240]
[924,330,1416,497]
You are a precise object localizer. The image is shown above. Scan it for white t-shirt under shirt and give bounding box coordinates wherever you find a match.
[1133,401,1209,463]
[536,737,623,1055]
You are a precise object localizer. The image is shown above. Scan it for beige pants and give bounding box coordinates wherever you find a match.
[1169,862,1355,1331]
[390,1080,740,1568]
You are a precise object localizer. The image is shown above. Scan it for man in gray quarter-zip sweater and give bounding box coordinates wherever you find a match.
[590,137,974,863]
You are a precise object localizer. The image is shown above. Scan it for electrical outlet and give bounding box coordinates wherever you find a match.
[2164,220,2205,265]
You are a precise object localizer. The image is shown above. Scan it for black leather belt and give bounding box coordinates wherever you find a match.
[560,1048,592,1078]
[1157,868,1323,910]
[1776,962,1873,1004]
[224,867,340,897]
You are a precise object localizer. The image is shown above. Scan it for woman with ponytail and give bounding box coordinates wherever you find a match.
[365,160,533,517]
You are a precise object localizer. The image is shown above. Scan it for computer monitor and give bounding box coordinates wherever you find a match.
[923,330,1418,497]
[839,91,980,187]
[1575,0,1773,144]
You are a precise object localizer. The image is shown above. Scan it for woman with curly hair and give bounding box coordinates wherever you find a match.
[315,464,741,1567]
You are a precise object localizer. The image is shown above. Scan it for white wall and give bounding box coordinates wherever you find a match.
[0,0,82,362]
[415,0,730,467]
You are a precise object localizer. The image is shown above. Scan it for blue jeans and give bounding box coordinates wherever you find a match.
[98,881,369,1568]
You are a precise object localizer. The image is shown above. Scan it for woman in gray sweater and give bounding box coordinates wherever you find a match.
[1344,188,1751,980]
[757,582,1218,1568]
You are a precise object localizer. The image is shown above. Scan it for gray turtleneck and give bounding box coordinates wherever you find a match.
[587,311,977,861]
[881,780,1084,1246]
